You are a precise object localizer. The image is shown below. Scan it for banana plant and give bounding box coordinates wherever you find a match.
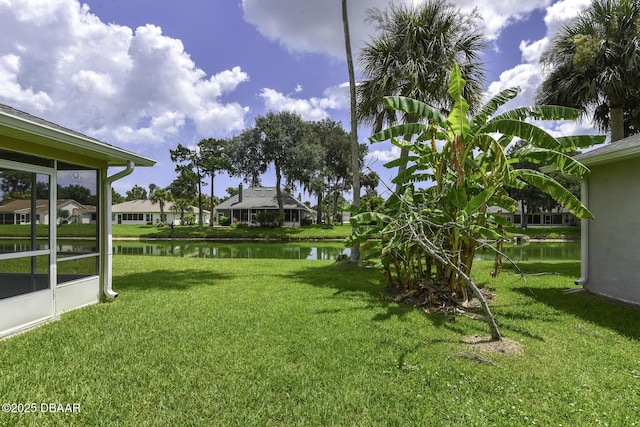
[351,64,605,301]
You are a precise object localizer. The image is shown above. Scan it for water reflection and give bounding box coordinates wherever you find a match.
[112,240,350,260]
[474,242,580,262]
[0,239,580,261]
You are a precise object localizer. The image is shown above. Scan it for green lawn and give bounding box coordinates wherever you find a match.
[114,224,582,241]
[111,223,353,240]
[0,223,580,241]
[505,225,581,240]
[0,224,98,238]
[1,257,638,426]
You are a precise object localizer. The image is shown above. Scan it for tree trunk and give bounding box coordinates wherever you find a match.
[610,105,625,142]
[409,224,502,341]
[197,177,203,228]
[395,146,410,195]
[214,172,215,227]
[275,163,285,226]
[342,0,360,262]
[316,190,323,224]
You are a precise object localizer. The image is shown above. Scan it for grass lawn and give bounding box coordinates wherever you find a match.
[505,225,581,240]
[0,223,580,241]
[111,223,353,240]
[1,257,639,426]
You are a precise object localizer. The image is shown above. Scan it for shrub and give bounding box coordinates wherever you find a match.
[301,217,313,226]
[219,216,231,226]
[255,211,283,227]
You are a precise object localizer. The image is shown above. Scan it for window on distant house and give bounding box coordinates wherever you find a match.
[56,163,99,285]
[0,162,51,299]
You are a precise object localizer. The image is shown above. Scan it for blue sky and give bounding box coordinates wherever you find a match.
[0,0,596,201]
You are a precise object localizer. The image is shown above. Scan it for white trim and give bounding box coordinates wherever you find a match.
[579,146,640,166]
[50,161,57,315]
[0,249,49,261]
[0,110,155,167]
[57,253,99,262]
[0,158,55,175]
[102,161,135,299]
[0,315,60,341]
[0,290,54,337]
[576,179,589,286]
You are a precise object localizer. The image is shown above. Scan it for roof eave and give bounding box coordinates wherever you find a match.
[0,110,156,167]
[576,145,640,167]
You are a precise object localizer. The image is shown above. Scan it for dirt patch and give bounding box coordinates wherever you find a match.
[384,282,495,315]
[384,283,524,356]
[462,335,523,355]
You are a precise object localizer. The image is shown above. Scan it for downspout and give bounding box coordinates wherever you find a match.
[102,161,135,299]
[575,178,589,286]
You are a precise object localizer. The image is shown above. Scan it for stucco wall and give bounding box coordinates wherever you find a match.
[587,158,640,304]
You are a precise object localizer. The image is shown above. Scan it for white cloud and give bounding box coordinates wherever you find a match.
[242,0,555,60]
[0,54,53,110]
[545,119,599,139]
[519,38,549,64]
[487,63,542,111]
[259,82,348,121]
[456,0,553,40]
[485,0,593,115]
[544,0,591,37]
[0,0,250,145]
[367,144,401,164]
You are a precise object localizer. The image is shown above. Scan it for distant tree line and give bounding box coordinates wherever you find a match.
[113,112,379,228]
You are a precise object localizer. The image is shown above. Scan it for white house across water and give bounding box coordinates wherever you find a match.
[214,185,314,226]
[112,200,211,225]
[0,104,154,338]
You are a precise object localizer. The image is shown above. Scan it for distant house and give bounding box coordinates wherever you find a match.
[112,200,210,225]
[487,206,577,227]
[0,103,154,338]
[572,134,640,305]
[215,185,314,226]
[0,199,96,225]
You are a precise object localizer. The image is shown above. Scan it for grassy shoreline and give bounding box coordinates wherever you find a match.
[1,256,638,425]
[0,223,582,241]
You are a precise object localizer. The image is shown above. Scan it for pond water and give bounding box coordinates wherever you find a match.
[112,241,579,261]
[473,242,580,262]
[0,239,580,261]
[112,240,350,260]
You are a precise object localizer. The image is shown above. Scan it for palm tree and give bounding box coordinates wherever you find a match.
[537,0,640,142]
[149,187,171,224]
[171,198,193,225]
[342,0,360,262]
[357,0,486,187]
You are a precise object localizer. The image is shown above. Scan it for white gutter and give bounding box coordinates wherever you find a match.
[576,179,589,286]
[102,161,135,299]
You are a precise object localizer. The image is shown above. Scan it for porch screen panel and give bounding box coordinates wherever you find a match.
[56,164,99,285]
[0,167,51,300]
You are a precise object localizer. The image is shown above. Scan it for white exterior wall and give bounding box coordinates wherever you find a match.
[586,158,640,304]
[0,290,54,338]
[55,277,100,314]
[114,211,210,225]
